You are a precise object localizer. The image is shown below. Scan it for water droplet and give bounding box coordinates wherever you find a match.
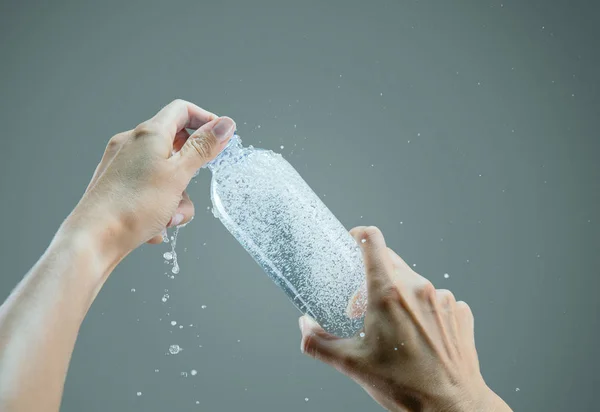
[171,321,177,326]
[163,252,173,260]
[171,265,179,275]
[394,347,398,350]
[154,369,159,373]
[137,392,142,397]
[515,388,520,392]
[181,372,188,377]
[169,344,182,355]
[162,294,169,303]
[196,401,200,405]
[191,369,198,376]
[130,288,136,292]
[361,239,366,244]
[359,332,365,338]
[201,305,207,309]
[179,325,183,329]
[280,145,285,149]
[305,398,310,402]
[444,273,450,279]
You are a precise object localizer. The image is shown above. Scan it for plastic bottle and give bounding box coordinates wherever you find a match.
[204,134,366,337]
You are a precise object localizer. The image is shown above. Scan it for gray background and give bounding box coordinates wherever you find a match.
[0,0,598,410]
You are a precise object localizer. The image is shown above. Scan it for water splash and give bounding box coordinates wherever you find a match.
[163,226,181,275]
[169,344,182,355]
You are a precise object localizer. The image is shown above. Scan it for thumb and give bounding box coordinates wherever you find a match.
[299,315,358,373]
[175,116,236,176]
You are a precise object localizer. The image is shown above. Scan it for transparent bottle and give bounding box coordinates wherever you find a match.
[204,134,366,338]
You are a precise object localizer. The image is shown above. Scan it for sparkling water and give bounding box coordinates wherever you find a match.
[204,134,366,337]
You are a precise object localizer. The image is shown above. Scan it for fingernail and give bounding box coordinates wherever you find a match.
[169,213,184,227]
[211,117,235,142]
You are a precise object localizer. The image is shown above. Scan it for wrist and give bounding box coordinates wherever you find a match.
[445,386,511,412]
[58,207,129,279]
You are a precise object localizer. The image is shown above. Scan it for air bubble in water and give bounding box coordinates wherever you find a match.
[207,134,366,337]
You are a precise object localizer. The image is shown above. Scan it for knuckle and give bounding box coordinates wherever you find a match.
[132,121,157,139]
[436,289,456,307]
[188,133,216,160]
[456,300,473,317]
[364,226,383,240]
[301,334,315,357]
[170,98,186,107]
[106,136,124,152]
[349,226,366,237]
[415,281,436,305]
[377,284,401,309]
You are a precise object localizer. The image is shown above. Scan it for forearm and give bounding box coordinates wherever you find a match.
[0,224,119,412]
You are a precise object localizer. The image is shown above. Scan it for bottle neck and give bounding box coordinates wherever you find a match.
[204,133,244,171]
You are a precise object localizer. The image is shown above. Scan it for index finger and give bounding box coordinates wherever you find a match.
[151,99,217,139]
[350,226,395,301]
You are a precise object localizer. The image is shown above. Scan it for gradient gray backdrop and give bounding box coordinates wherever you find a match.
[1,0,598,410]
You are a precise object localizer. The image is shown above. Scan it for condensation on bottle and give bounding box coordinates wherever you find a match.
[204,134,366,337]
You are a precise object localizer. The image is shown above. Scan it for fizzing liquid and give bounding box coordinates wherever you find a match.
[205,134,366,337]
